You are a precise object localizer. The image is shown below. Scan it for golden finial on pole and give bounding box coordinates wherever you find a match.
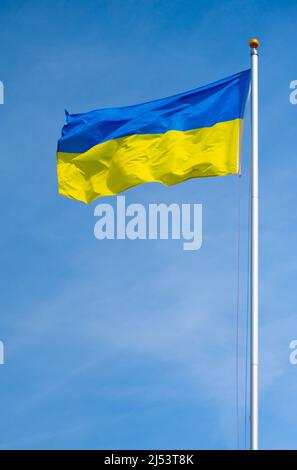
[249,38,259,49]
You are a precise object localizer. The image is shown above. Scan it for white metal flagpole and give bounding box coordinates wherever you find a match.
[249,38,259,450]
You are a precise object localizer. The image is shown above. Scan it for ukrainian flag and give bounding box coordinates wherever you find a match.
[57,69,250,203]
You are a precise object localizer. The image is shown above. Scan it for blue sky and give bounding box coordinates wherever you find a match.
[0,0,296,450]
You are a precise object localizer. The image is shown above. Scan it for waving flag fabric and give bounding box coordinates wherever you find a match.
[57,69,250,203]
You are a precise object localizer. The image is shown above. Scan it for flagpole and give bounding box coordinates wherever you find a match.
[249,38,259,451]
